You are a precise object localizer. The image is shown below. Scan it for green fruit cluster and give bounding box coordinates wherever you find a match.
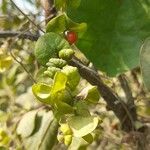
[57,123,73,146]
[33,32,100,149]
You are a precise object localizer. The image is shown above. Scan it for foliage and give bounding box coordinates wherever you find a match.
[67,0,150,76]
[140,37,150,91]
[0,0,150,150]
[34,32,70,66]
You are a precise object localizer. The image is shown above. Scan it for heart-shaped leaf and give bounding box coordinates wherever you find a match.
[67,0,150,76]
[46,14,87,37]
[65,15,87,37]
[68,116,99,137]
[22,110,58,150]
[46,14,66,33]
[35,32,70,66]
[32,83,52,105]
[17,110,37,138]
[51,72,67,94]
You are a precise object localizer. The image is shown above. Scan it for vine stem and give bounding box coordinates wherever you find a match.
[0,30,39,41]
[10,51,37,83]
[118,74,137,118]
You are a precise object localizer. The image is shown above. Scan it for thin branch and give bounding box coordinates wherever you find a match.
[0,31,39,41]
[40,0,56,23]
[10,0,45,33]
[10,51,37,83]
[118,74,135,106]
[118,74,137,125]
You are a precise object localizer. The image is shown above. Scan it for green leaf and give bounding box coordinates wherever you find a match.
[34,32,70,66]
[32,83,52,105]
[54,0,81,10]
[140,37,150,91]
[0,146,7,150]
[23,110,58,150]
[54,0,66,10]
[39,118,59,150]
[0,55,12,73]
[52,89,73,105]
[67,0,150,76]
[67,0,81,9]
[68,116,99,137]
[65,16,87,37]
[17,110,37,138]
[68,137,89,150]
[75,101,90,117]
[62,66,80,90]
[50,72,73,110]
[51,72,67,93]
[56,101,74,114]
[46,14,66,33]
[82,134,93,144]
[0,129,10,146]
[46,14,87,37]
[77,86,100,104]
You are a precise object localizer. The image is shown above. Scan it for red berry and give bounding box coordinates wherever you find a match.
[64,30,78,44]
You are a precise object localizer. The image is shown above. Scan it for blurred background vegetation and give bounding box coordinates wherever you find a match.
[0,0,150,149]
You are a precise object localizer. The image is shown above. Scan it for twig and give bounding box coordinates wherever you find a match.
[40,0,56,23]
[10,51,37,83]
[118,74,137,125]
[118,74,135,106]
[10,0,45,33]
[0,30,39,41]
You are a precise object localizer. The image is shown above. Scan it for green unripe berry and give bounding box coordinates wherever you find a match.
[59,49,74,61]
[64,135,72,146]
[60,124,72,135]
[44,67,61,78]
[47,58,67,68]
